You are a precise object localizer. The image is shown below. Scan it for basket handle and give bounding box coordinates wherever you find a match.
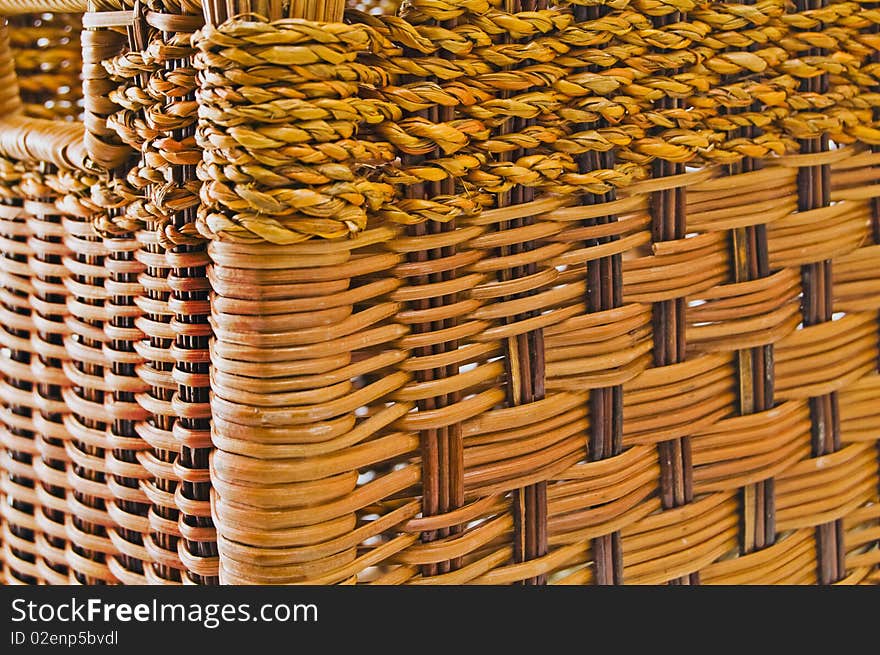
[0,0,132,172]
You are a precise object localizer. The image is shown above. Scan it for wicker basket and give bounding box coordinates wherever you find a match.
[0,0,878,586]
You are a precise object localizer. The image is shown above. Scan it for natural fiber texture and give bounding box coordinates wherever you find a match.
[194,2,880,585]
[194,18,397,243]
[349,0,401,16]
[1,0,879,585]
[104,0,219,583]
[0,8,131,171]
[0,0,85,14]
[80,0,134,170]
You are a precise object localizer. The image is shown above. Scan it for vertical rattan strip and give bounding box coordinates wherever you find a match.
[728,184,777,554]
[134,231,183,583]
[25,165,75,584]
[0,158,41,584]
[379,0,496,580]
[870,4,880,584]
[572,0,624,586]
[166,196,217,585]
[496,0,549,585]
[60,8,131,585]
[0,25,38,584]
[64,6,141,586]
[9,12,82,121]
[794,0,844,585]
[725,0,776,558]
[89,17,152,580]
[134,213,183,581]
[362,2,505,582]
[105,227,151,585]
[107,6,188,583]
[396,39,467,578]
[89,11,155,588]
[63,203,120,584]
[149,0,217,585]
[648,3,697,586]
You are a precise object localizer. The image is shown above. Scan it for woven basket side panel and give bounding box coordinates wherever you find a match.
[0,157,41,584]
[103,12,172,583]
[86,94,152,583]
[104,0,219,585]
[195,15,405,583]
[26,167,76,585]
[9,12,82,121]
[0,0,877,585]
[193,0,880,583]
[56,8,142,585]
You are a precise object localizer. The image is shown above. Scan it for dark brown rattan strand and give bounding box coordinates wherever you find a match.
[495,0,549,586]
[27,164,73,584]
[574,1,624,585]
[796,0,844,585]
[725,0,777,556]
[650,5,697,587]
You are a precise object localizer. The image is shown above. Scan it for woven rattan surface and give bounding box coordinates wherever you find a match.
[0,0,879,585]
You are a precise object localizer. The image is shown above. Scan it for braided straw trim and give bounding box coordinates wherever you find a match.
[193,0,880,232]
[360,8,641,208]
[384,3,879,166]
[186,0,880,230]
[194,17,398,243]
